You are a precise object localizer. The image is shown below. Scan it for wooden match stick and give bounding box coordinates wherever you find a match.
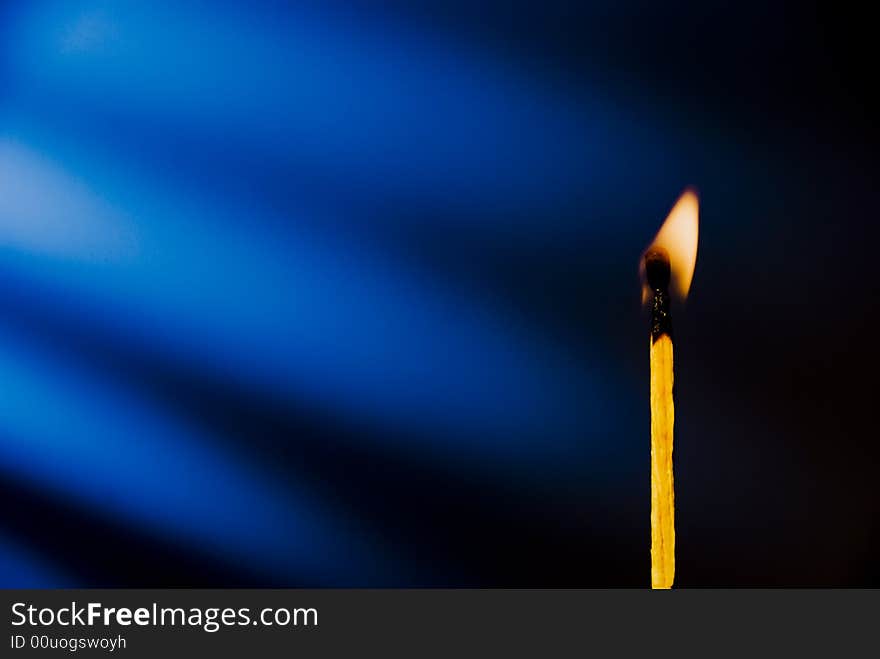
[641,188,698,588]
[646,247,675,589]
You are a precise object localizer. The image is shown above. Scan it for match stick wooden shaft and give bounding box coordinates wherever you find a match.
[650,333,675,589]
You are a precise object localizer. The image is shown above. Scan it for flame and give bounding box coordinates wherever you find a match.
[641,188,699,302]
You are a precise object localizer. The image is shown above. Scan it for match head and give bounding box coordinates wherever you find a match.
[644,248,671,291]
[640,188,699,303]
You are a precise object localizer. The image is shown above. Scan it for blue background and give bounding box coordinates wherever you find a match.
[1,1,877,586]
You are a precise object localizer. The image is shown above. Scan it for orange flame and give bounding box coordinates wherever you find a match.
[641,188,699,303]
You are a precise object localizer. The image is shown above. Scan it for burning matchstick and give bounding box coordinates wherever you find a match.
[641,189,699,589]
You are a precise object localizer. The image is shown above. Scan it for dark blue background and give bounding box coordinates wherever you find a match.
[1,1,877,586]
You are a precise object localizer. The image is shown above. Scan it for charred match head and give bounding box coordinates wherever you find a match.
[641,189,699,343]
[644,248,671,292]
[639,188,699,305]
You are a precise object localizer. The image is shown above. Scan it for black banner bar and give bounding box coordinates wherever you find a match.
[2,590,876,657]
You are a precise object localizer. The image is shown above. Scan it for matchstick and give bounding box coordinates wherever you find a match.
[646,248,675,589]
[641,188,698,589]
